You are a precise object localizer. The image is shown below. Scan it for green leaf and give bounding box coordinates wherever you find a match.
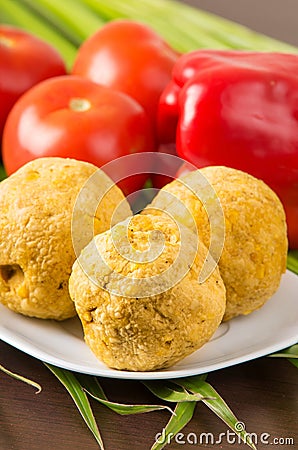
[82,0,298,53]
[20,0,105,46]
[44,364,104,449]
[77,374,173,415]
[0,363,42,393]
[77,374,108,399]
[144,377,208,449]
[0,166,7,181]
[174,376,257,450]
[2,0,77,68]
[144,380,209,403]
[269,343,298,359]
[86,390,173,415]
[269,344,298,369]
[289,358,298,369]
[287,251,298,275]
[151,401,196,450]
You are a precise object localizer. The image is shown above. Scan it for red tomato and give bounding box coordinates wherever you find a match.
[2,75,155,195]
[72,20,179,136]
[0,25,66,138]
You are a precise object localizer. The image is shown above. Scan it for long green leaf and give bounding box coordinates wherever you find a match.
[4,0,298,71]
[0,363,42,393]
[160,0,297,52]
[144,380,208,403]
[44,364,104,449]
[269,343,298,359]
[86,390,173,415]
[151,401,196,450]
[289,359,298,369]
[269,343,298,369]
[287,251,298,275]
[81,0,297,53]
[174,376,256,450]
[19,0,105,45]
[77,374,173,415]
[0,166,7,182]
[77,374,108,399]
[81,0,221,51]
[1,0,76,67]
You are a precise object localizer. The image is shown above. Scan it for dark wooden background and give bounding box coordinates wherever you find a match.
[1,341,297,450]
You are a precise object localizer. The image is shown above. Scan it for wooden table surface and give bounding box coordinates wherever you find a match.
[1,340,297,450]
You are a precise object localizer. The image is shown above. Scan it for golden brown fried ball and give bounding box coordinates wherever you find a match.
[146,166,288,321]
[69,213,226,371]
[0,157,131,320]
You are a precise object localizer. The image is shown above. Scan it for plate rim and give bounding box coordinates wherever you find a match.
[0,270,297,380]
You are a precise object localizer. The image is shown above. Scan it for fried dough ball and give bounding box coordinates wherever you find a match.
[0,157,131,320]
[69,213,226,371]
[146,166,288,321]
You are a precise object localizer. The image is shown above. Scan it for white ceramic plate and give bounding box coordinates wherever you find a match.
[0,270,297,380]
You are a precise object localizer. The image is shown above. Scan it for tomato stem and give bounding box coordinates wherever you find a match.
[69,97,91,112]
[0,35,14,47]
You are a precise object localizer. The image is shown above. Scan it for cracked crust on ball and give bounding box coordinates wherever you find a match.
[146,166,288,321]
[69,213,226,371]
[0,157,131,320]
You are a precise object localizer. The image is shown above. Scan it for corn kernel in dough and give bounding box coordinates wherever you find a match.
[69,213,226,371]
[147,166,288,321]
[0,157,131,320]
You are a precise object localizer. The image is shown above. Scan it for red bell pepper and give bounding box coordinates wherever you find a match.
[158,50,298,249]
